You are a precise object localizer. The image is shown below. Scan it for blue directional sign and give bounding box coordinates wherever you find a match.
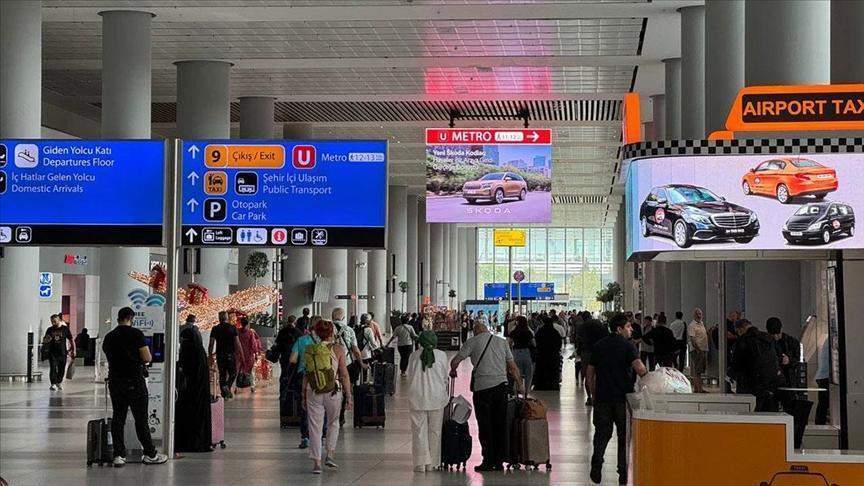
[0,140,165,245]
[181,140,388,248]
[484,282,555,301]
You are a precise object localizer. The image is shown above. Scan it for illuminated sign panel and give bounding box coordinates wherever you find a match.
[493,229,526,247]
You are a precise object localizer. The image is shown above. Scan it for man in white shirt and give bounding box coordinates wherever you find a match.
[669,311,688,371]
[687,308,709,393]
[332,308,367,426]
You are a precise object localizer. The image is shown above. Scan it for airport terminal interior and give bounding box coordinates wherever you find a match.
[1,1,864,485]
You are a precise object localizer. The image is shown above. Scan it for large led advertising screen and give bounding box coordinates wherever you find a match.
[425,128,552,223]
[626,153,863,258]
[181,140,387,248]
[0,139,165,245]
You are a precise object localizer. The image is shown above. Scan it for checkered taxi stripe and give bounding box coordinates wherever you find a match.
[621,137,864,160]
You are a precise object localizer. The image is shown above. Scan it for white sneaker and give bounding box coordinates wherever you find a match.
[112,456,126,468]
[49,385,57,391]
[57,384,63,390]
[142,453,168,465]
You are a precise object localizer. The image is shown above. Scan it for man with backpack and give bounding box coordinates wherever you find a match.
[732,318,782,412]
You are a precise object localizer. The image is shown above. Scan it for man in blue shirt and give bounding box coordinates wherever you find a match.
[290,322,319,449]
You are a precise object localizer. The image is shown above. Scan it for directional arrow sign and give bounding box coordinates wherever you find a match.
[528,131,540,142]
[187,145,200,158]
[185,228,198,242]
[186,171,199,186]
[186,198,199,212]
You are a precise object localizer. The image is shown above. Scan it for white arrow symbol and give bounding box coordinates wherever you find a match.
[187,145,200,158]
[528,131,540,142]
[187,171,199,185]
[186,198,199,212]
[185,228,198,241]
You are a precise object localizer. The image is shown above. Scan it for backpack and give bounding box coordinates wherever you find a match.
[356,325,368,352]
[304,342,337,394]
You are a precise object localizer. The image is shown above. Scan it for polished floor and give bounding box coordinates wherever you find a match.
[0,349,626,485]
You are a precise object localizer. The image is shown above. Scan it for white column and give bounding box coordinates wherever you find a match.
[347,250,368,318]
[387,186,408,313]
[237,96,276,290]
[680,262,706,318]
[367,250,387,328]
[457,228,469,308]
[281,249,313,319]
[705,0,744,133]
[417,200,430,307]
[449,224,459,306]
[406,194,419,313]
[0,0,41,378]
[650,94,666,140]
[831,0,864,83]
[679,6,705,139]
[614,206,626,307]
[465,228,477,300]
[430,224,445,305]
[663,58,682,139]
[442,225,451,306]
[313,249,347,319]
[175,60,233,297]
[97,10,154,340]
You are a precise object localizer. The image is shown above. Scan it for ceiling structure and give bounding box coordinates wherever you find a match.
[39,0,697,227]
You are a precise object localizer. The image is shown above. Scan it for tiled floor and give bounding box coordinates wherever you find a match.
[0,350,626,485]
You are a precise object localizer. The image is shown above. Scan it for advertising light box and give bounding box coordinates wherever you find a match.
[484,282,555,301]
[181,140,387,248]
[626,153,863,258]
[493,228,526,247]
[0,139,165,246]
[425,128,552,223]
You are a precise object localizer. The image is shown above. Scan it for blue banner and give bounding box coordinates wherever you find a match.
[180,139,387,248]
[0,139,165,245]
[484,282,555,301]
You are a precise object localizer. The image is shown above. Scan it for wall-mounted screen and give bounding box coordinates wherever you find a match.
[626,153,863,258]
[425,128,552,223]
[484,282,555,301]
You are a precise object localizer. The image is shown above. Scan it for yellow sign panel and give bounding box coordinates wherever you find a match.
[494,229,526,247]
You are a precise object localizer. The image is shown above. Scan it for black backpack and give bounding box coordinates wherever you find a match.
[356,325,368,352]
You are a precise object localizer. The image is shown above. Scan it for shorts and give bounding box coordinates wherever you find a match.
[689,350,707,375]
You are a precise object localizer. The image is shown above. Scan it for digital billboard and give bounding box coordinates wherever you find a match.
[626,153,863,258]
[181,139,387,248]
[425,128,552,223]
[0,139,165,245]
[484,282,555,301]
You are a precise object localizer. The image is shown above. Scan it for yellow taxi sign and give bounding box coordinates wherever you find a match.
[494,229,526,247]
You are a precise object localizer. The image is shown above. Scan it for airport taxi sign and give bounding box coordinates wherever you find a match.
[181,139,388,248]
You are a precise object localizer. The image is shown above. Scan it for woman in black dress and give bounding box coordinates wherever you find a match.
[175,316,213,452]
[532,316,564,391]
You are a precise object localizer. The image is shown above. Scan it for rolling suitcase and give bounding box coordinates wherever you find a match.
[518,418,551,470]
[353,371,386,428]
[440,378,472,470]
[380,347,395,365]
[279,374,302,428]
[209,356,227,448]
[504,396,523,469]
[372,361,396,396]
[86,381,113,467]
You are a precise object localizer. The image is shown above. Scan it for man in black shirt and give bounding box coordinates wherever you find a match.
[102,307,167,466]
[296,308,311,333]
[576,315,610,406]
[208,311,245,399]
[732,319,781,412]
[640,314,678,368]
[586,314,647,485]
[43,314,75,390]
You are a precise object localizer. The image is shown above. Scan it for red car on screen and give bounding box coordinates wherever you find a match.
[741,158,837,204]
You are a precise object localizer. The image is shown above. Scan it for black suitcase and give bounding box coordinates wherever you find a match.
[440,379,472,470]
[372,362,396,396]
[86,418,113,467]
[379,347,395,365]
[504,396,525,469]
[279,375,302,428]
[353,381,386,428]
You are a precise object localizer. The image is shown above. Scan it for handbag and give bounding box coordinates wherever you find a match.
[470,334,494,392]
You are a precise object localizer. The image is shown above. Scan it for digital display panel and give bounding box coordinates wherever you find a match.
[425,128,552,223]
[626,153,863,258]
[0,139,165,246]
[181,140,388,248]
[484,282,555,301]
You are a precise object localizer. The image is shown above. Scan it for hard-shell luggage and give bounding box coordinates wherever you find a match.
[517,418,551,470]
[379,347,395,364]
[440,378,472,470]
[504,396,522,468]
[372,361,396,396]
[353,380,386,428]
[86,381,113,467]
[211,396,226,448]
[279,374,302,428]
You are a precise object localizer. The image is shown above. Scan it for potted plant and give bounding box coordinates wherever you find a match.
[448,289,457,309]
[398,281,408,312]
[244,251,270,284]
[595,282,622,311]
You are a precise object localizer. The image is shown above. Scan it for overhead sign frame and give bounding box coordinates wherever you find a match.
[493,228,526,247]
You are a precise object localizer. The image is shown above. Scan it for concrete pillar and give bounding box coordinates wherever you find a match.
[176,60,233,297]
[705,0,744,133]
[347,250,368,318]
[406,194,419,312]
[313,249,347,319]
[650,94,666,140]
[442,225,451,306]
[418,200,430,308]
[663,262,682,316]
[449,224,459,306]
[367,250,387,328]
[387,186,408,313]
[663,58,682,139]
[0,0,41,377]
[746,0,830,85]
[237,96,276,290]
[831,0,864,83]
[680,262,706,318]
[614,206,626,308]
[679,6,705,139]
[430,224,445,306]
[457,228,469,308]
[465,228,478,300]
[842,260,864,448]
[96,10,155,340]
[281,249,313,319]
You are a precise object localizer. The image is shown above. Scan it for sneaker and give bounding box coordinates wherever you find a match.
[298,438,310,449]
[57,384,63,390]
[589,466,602,484]
[312,466,322,475]
[414,465,426,472]
[324,457,339,469]
[142,453,168,465]
[112,456,126,468]
[585,397,593,407]
[49,384,57,391]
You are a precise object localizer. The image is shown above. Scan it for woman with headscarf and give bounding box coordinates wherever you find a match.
[175,315,212,452]
[533,315,564,391]
[236,316,262,393]
[406,326,449,472]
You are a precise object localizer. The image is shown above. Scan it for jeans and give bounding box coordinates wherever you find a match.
[109,377,156,458]
[815,378,830,425]
[591,402,627,479]
[473,382,508,466]
[512,348,534,393]
[216,353,237,397]
[48,354,66,385]
[398,345,413,374]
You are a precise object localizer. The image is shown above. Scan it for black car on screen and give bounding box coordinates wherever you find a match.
[639,184,760,248]
[782,202,855,245]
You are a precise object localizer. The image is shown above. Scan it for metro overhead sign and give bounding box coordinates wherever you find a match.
[426,128,551,145]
